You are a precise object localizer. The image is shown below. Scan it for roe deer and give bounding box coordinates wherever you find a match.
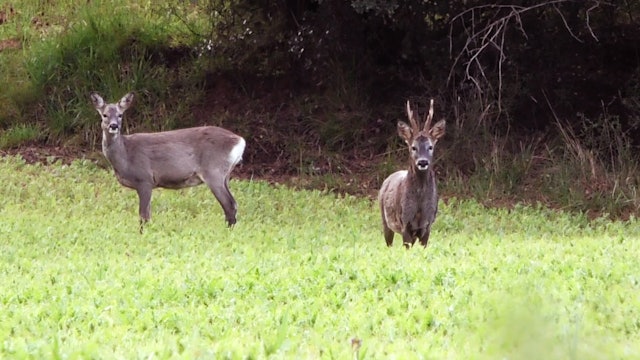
[378,99,446,248]
[90,92,245,231]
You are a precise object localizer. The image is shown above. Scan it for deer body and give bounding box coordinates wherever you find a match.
[92,92,245,230]
[379,99,445,247]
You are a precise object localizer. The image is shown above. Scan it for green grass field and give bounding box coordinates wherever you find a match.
[0,156,639,359]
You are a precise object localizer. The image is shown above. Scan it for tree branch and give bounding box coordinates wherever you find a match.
[448,0,606,114]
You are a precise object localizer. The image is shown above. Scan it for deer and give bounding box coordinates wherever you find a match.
[378,99,446,248]
[90,92,246,232]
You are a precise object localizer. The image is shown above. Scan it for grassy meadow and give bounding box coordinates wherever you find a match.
[0,156,639,359]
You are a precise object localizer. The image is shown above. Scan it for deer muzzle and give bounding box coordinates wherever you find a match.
[416,159,429,171]
[108,123,120,134]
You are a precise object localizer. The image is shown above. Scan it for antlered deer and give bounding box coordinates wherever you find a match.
[378,99,446,247]
[91,92,245,231]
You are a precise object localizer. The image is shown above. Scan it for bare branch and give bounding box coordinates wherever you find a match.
[553,3,584,43]
[448,0,606,114]
[586,2,601,41]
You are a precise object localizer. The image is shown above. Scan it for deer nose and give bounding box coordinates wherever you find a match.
[109,123,119,130]
[416,159,429,169]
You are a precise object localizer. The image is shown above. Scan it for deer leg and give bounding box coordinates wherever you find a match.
[418,224,432,247]
[383,226,394,247]
[401,227,416,249]
[204,172,238,227]
[136,186,152,233]
[380,204,394,246]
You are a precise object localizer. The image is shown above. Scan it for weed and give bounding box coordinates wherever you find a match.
[0,124,41,149]
[551,106,640,217]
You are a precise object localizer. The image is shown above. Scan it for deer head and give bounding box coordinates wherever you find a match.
[90,92,134,135]
[397,99,446,172]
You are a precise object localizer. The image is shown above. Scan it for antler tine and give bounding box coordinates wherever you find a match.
[423,98,434,131]
[406,100,419,130]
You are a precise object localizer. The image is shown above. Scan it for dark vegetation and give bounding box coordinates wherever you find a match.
[1,0,640,219]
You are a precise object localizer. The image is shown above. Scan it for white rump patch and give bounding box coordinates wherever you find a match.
[228,137,246,166]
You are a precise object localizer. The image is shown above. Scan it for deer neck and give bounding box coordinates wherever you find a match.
[102,130,129,171]
[407,165,435,192]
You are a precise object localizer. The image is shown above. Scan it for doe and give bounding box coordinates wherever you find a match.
[91,92,246,231]
[378,99,446,247]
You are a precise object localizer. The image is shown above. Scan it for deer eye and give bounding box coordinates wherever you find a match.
[428,145,433,150]
[102,114,107,118]
[411,146,417,151]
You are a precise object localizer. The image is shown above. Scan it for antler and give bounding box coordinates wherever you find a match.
[406,100,419,131]
[423,98,434,131]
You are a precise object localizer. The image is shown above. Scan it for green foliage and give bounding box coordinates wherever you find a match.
[5,0,204,145]
[0,123,42,149]
[0,157,639,358]
[183,0,290,76]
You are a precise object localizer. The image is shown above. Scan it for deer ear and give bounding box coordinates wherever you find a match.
[397,121,413,143]
[429,119,446,140]
[90,92,104,110]
[118,92,135,111]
